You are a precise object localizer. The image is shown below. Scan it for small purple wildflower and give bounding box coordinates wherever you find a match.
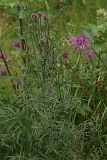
[70,35,90,51]
[0,51,4,59]
[13,41,22,49]
[85,50,94,58]
[62,52,68,59]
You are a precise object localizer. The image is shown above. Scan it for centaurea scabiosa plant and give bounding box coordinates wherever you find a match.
[21,8,49,93]
[20,3,64,100]
[1,1,107,160]
[69,33,107,108]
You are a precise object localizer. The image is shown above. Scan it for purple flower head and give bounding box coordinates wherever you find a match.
[85,50,94,59]
[0,51,4,59]
[70,35,90,51]
[62,52,68,59]
[13,41,22,49]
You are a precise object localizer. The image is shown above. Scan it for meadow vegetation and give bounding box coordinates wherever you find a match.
[0,0,107,159]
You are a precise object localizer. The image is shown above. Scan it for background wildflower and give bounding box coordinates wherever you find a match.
[70,35,90,51]
[85,50,94,58]
[13,41,22,49]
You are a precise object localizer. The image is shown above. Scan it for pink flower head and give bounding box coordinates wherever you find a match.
[31,12,37,20]
[62,52,68,59]
[0,51,4,59]
[13,41,22,49]
[70,35,90,51]
[85,50,94,58]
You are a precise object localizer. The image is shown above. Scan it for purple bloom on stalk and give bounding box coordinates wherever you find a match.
[62,52,68,59]
[0,51,4,59]
[13,41,22,49]
[70,35,90,51]
[85,50,94,58]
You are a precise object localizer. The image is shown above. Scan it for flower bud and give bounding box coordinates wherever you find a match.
[31,13,37,20]
[0,51,4,59]
[38,12,42,18]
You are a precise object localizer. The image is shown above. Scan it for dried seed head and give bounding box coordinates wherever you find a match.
[60,8,63,13]
[38,12,42,18]
[16,1,22,11]
[39,38,44,44]
[31,13,37,20]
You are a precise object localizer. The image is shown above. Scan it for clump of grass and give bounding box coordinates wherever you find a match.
[0,92,107,159]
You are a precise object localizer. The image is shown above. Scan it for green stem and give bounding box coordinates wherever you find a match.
[0,50,16,93]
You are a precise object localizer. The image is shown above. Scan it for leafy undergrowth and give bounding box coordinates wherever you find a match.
[0,93,107,160]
